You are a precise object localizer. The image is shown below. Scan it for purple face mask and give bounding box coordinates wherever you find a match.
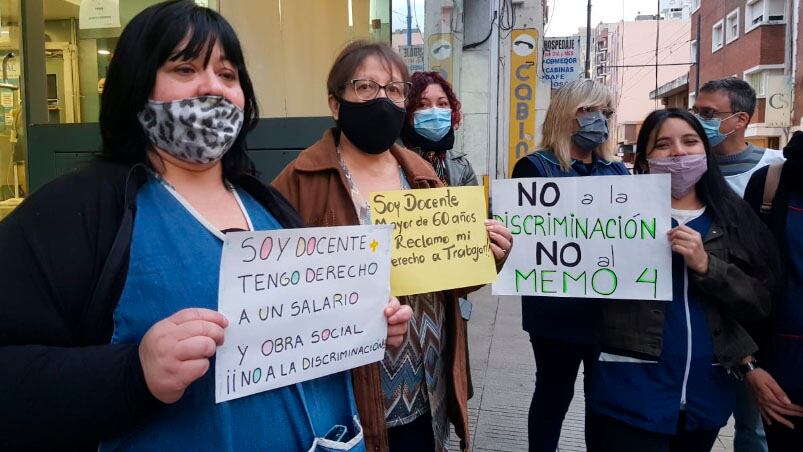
[647,155,708,199]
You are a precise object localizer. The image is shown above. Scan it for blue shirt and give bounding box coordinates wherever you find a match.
[589,210,733,434]
[511,150,630,342]
[101,178,364,452]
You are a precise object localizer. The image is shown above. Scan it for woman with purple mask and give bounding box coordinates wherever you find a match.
[587,108,781,451]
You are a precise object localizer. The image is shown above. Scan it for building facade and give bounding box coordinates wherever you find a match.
[689,0,788,149]
[594,17,691,156]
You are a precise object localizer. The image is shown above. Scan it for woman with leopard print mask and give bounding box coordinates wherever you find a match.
[0,1,411,451]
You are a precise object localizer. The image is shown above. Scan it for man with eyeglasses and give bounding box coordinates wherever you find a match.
[691,77,785,452]
[691,78,785,198]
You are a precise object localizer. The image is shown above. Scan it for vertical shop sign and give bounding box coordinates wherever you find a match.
[508,29,539,176]
[765,75,792,128]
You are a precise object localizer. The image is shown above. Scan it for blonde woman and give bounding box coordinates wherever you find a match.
[510,79,628,452]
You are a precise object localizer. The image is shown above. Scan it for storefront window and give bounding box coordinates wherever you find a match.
[33,0,391,122]
[222,0,391,118]
[0,0,24,212]
[41,0,219,125]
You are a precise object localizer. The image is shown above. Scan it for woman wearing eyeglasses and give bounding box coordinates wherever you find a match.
[510,79,628,452]
[273,41,513,452]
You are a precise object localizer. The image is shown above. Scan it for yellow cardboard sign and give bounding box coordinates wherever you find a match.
[370,186,497,296]
[508,28,539,176]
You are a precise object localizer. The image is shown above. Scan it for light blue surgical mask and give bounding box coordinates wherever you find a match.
[413,107,452,141]
[693,113,736,147]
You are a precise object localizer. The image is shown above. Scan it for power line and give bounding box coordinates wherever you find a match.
[411,0,422,33]
[608,62,693,68]
[544,0,558,36]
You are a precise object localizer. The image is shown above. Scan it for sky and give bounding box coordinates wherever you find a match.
[390,0,666,38]
[391,0,427,32]
[545,0,663,37]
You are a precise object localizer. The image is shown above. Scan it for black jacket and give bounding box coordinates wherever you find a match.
[0,161,303,450]
[599,219,778,369]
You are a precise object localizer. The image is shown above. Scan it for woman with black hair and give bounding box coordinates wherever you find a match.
[586,108,781,451]
[0,1,410,450]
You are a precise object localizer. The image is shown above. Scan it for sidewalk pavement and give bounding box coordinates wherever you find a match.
[449,285,736,451]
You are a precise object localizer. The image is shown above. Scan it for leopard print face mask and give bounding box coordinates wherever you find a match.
[138,95,244,164]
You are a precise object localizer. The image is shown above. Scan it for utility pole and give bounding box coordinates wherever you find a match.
[407,0,413,46]
[585,0,592,78]
[654,0,660,106]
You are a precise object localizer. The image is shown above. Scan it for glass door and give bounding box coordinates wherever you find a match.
[0,0,24,220]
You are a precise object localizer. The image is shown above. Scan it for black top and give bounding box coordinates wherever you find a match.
[0,161,303,450]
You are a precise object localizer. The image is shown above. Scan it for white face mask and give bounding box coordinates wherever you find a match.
[138,95,244,164]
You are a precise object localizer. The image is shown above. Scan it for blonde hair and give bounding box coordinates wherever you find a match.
[540,79,618,171]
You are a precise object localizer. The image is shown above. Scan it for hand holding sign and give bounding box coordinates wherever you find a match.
[485,219,514,265]
[140,308,229,404]
[668,225,708,275]
[385,297,412,347]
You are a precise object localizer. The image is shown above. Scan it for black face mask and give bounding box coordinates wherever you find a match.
[337,97,406,154]
[401,123,455,153]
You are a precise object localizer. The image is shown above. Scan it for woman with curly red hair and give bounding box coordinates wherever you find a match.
[401,71,478,187]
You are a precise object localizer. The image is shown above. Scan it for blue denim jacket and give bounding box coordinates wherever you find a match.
[511,150,630,343]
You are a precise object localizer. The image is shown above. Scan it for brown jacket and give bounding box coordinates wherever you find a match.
[272,129,470,452]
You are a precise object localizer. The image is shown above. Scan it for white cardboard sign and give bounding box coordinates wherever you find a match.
[215,225,393,403]
[492,174,673,301]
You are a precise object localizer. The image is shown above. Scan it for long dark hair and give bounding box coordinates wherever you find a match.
[99,0,259,178]
[635,108,780,282]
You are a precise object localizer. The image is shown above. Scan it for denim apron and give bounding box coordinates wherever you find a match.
[100,177,365,452]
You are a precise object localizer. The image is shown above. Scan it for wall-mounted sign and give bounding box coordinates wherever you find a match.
[543,36,581,89]
[400,44,425,74]
[508,29,539,176]
[765,74,792,128]
[427,33,454,83]
[79,0,121,30]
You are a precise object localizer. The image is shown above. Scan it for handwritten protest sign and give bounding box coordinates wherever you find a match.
[492,174,672,300]
[370,186,497,296]
[215,225,393,403]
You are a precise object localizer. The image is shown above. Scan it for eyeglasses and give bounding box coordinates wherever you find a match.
[689,107,735,120]
[345,79,412,103]
[578,106,615,119]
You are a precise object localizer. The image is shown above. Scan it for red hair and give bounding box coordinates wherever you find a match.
[405,71,462,127]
